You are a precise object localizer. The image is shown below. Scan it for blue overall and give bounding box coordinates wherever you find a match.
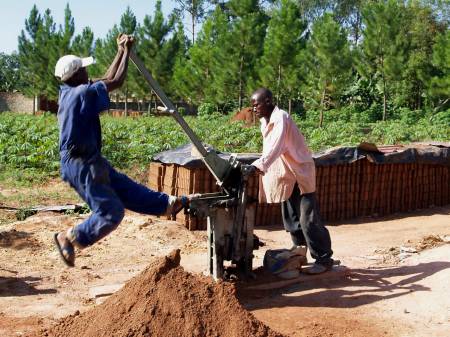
[57,81,169,247]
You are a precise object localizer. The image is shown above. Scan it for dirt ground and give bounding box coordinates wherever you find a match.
[0,182,449,337]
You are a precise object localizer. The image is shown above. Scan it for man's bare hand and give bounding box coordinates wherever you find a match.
[117,33,127,49]
[242,164,264,176]
[254,167,264,175]
[124,35,135,49]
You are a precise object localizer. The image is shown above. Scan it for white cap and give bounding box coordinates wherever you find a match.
[54,55,95,81]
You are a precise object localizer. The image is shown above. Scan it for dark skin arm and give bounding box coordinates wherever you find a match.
[94,34,133,92]
[94,49,124,82]
[93,34,126,82]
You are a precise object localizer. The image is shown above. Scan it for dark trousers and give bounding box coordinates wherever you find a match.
[281,184,333,265]
[61,155,169,247]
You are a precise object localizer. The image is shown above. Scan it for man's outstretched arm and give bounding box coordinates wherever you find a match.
[102,35,134,92]
[93,34,128,83]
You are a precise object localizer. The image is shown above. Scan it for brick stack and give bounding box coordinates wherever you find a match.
[148,164,220,230]
[148,163,283,230]
[148,159,450,230]
[109,110,142,117]
[316,160,450,221]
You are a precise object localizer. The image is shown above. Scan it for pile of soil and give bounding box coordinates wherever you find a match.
[231,107,257,127]
[416,234,446,251]
[32,250,284,337]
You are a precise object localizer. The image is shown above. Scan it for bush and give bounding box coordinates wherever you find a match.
[396,107,423,124]
[1,108,447,186]
[197,102,217,119]
[430,109,450,125]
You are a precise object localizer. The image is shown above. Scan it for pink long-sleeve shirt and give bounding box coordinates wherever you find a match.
[252,106,316,203]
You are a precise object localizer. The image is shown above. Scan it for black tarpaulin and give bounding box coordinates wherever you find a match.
[153,142,450,167]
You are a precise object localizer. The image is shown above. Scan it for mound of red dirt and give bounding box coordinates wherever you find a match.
[33,250,284,337]
[231,107,257,127]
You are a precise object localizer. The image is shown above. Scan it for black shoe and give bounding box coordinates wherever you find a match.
[303,258,341,275]
[302,262,332,275]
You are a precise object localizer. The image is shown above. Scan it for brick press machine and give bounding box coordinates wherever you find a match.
[130,51,260,280]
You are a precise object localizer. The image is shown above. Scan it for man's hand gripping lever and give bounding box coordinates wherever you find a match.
[165,194,202,217]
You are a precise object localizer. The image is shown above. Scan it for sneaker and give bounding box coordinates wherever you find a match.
[302,262,332,275]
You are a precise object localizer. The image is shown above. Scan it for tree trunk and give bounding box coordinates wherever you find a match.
[288,98,292,114]
[277,64,282,105]
[319,87,326,128]
[238,55,244,110]
[192,14,195,44]
[354,11,361,46]
[380,54,387,121]
[417,83,422,110]
[124,86,128,117]
[382,77,387,121]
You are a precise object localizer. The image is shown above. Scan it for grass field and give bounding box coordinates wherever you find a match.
[0,110,448,189]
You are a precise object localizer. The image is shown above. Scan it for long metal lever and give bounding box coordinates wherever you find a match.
[129,50,231,187]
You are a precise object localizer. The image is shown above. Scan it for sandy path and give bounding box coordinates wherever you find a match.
[0,206,448,337]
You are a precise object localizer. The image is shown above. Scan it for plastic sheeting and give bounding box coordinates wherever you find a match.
[153,143,260,168]
[153,142,450,168]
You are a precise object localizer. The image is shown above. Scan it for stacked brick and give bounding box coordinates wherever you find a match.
[148,158,450,230]
[317,160,450,220]
[109,110,142,117]
[148,163,282,230]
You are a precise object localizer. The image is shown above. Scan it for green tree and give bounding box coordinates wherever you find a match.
[296,0,336,22]
[18,7,62,105]
[119,6,137,115]
[40,9,61,101]
[421,0,450,25]
[71,27,94,56]
[165,19,189,100]
[41,5,76,102]
[17,5,43,112]
[304,13,352,127]
[358,0,409,121]
[399,3,441,111]
[93,25,121,103]
[17,5,78,109]
[428,30,450,109]
[334,0,366,46]
[174,0,208,44]
[58,4,75,53]
[137,0,177,110]
[171,6,228,105]
[213,0,268,110]
[0,53,22,92]
[258,0,307,112]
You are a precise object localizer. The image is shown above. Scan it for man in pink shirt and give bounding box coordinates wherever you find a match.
[251,88,335,274]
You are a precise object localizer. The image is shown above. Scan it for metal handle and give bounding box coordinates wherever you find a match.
[129,50,232,187]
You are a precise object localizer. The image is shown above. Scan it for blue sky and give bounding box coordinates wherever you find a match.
[0,0,176,54]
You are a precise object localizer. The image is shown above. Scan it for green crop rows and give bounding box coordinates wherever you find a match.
[0,111,448,186]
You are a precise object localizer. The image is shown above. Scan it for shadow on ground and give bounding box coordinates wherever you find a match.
[257,205,450,233]
[0,230,40,250]
[237,261,450,310]
[0,276,56,297]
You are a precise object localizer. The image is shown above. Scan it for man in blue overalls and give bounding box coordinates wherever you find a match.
[53,34,190,267]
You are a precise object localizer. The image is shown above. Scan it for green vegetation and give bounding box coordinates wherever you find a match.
[1,1,449,190]
[0,1,447,120]
[0,111,448,187]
